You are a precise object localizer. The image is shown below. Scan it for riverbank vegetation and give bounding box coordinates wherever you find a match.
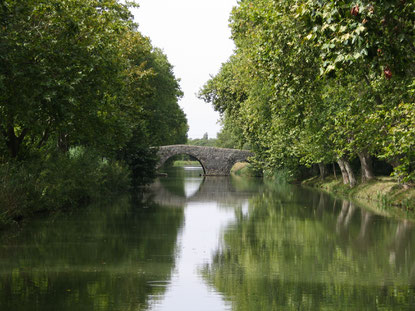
[231,162,262,177]
[304,175,415,213]
[200,0,415,191]
[0,0,188,227]
[187,133,217,147]
[172,160,201,167]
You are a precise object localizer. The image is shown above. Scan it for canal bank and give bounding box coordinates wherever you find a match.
[302,176,415,220]
[229,162,415,220]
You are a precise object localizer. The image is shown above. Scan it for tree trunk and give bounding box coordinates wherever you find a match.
[57,133,70,152]
[358,150,375,182]
[343,158,357,187]
[337,159,350,185]
[37,128,50,149]
[5,125,27,158]
[318,162,326,180]
[333,163,337,180]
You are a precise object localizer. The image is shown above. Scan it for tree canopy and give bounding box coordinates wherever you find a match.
[200,0,415,185]
[0,0,188,162]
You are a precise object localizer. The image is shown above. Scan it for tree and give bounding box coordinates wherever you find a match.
[0,0,189,189]
[201,0,415,184]
[116,31,188,186]
[0,0,138,158]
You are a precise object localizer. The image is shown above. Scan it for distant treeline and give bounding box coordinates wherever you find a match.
[200,0,415,186]
[0,0,188,225]
[187,132,250,150]
[187,133,217,147]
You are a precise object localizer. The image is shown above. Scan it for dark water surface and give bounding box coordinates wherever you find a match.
[1,167,415,310]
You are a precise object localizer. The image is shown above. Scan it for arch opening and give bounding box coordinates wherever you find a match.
[159,153,206,176]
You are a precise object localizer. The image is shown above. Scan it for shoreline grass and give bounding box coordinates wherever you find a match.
[231,162,262,177]
[172,160,202,167]
[302,175,415,220]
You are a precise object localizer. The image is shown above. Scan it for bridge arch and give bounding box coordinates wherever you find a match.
[158,152,207,175]
[156,145,253,176]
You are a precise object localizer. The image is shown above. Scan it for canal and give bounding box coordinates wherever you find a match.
[0,166,414,310]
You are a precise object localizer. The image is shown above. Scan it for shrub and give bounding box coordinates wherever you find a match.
[0,147,131,228]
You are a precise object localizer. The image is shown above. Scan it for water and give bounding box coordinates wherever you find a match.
[0,166,414,310]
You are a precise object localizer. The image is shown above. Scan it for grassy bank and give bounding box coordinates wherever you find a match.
[173,160,201,167]
[303,176,415,219]
[231,162,262,177]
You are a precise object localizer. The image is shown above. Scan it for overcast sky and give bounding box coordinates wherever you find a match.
[130,0,237,139]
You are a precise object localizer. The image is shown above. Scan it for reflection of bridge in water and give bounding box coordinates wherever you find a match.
[149,175,262,207]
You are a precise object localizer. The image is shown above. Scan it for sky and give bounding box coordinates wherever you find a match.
[130,0,237,139]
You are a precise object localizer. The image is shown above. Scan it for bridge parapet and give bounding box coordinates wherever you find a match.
[156,145,253,176]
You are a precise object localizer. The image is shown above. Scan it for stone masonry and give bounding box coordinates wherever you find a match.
[156,145,253,176]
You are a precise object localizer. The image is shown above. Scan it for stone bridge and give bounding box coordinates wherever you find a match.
[156,145,253,176]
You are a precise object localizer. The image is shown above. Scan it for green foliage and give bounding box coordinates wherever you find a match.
[0,0,187,158]
[376,101,415,183]
[216,115,249,149]
[0,0,136,157]
[0,0,189,221]
[121,145,159,188]
[117,33,188,186]
[144,48,188,146]
[231,162,262,177]
[187,136,218,147]
[0,148,130,227]
[201,0,415,185]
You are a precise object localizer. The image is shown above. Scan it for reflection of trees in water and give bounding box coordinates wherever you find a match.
[158,166,190,197]
[0,196,184,311]
[203,185,415,310]
[152,168,264,207]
